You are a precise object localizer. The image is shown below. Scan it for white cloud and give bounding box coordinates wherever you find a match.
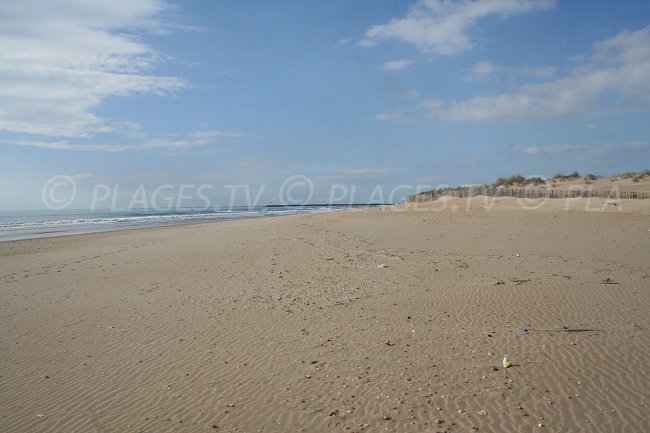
[520,143,574,155]
[517,141,650,156]
[405,89,420,98]
[463,60,556,81]
[339,168,389,177]
[464,60,499,80]
[382,59,413,71]
[187,130,247,145]
[524,65,557,79]
[4,140,131,152]
[360,0,554,55]
[0,0,186,138]
[317,168,391,182]
[375,109,409,122]
[425,27,650,121]
[3,130,245,152]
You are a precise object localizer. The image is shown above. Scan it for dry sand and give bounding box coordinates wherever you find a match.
[1,198,649,433]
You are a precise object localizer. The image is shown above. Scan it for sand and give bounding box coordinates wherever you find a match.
[548,175,650,193]
[1,198,649,433]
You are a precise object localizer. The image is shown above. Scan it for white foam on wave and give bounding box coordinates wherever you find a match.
[0,205,358,241]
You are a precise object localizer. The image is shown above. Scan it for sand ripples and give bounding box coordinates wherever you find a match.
[1,209,649,432]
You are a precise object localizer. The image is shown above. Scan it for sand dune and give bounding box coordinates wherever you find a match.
[548,175,650,193]
[1,202,649,432]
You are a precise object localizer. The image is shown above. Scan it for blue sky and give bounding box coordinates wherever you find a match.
[1,0,649,209]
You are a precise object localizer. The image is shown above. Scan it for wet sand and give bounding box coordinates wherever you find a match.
[1,198,649,433]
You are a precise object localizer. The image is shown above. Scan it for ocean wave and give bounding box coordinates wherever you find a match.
[0,205,361,240]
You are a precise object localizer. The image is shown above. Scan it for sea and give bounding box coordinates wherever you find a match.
[0,205,380,242]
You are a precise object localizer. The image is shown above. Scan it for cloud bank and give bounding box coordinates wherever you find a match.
[518,141,649,157]
[360,0,555,55]
[0,0,186,138]
[423,26,650,121]
[382,59,412,71]
[3,130,245,152]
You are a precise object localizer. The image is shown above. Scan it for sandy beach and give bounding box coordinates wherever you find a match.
[1,198,649,433]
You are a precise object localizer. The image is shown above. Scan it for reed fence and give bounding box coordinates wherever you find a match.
[405,186,650,203]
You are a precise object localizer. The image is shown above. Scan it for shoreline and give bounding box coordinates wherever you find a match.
[0,210,331,250]
[0,205,378,243]
[2,196,648,244]
[1,202,649,432]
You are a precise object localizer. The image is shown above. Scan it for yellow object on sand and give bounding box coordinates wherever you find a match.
[503,355,512,368]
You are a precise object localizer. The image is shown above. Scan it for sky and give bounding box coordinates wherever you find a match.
[1,0,650,209]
